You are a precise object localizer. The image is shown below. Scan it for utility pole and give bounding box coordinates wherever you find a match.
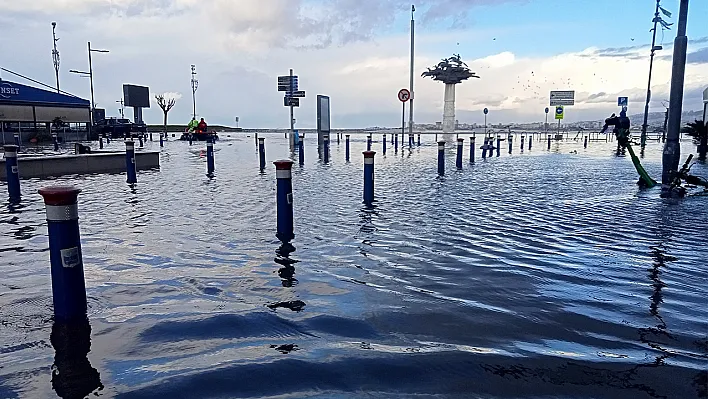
[661,0,689,198]
[191,65,198,119]
[641,0,671,148]
[289,68,295,146]
[51,22,60,93]
[408,5,415,136]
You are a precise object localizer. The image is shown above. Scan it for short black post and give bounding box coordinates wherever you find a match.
[496,135,501,157]
[584,136,588,149]
[437,141,445,176]
[394,133,398,153]
[367,135,372,151]
[456,138,463,169]
[529,134,533,150]
[417,133,421,146]
[547,135,551,150]
[345,134,350,161]
[274,160,295,243]
[481,138,488,159]
[508,134,513,154]
[38,186,87,321]
[99,137,103,150]
[363,151,376,206]
[138,135,144,148]
[383,134,387,154]
[469,136,475,163]
[520,135,525,151]
[258,137,266,171]
[149,132,153,141]
[298,134,305,166]
[53,133,59,151]
[206,135,215,175]
[160,133,164,147]
[125,141,137,184]
[4,145,20,200]
[323,135,330,164]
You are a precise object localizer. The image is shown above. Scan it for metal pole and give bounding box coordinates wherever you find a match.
[289,69,295,146]
[402,102,406,138]
[484,114,487,137]
[661,0,689,197]
[641,0,661,148]
[52,22,60,93]
[87,42,95,137]
[408,5,415,137]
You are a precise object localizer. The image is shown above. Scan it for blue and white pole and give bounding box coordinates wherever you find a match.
[363,151,376,206]
[53,133,59,151]
[38,186,87,321]
[437,141,445,176]
[496,135,502,157]
[258,137,266,171]
[4,145,20,200]
[323,135,330,164]
[547,135,551,150]
[298,134,305,166]
[274,160,295,243]
[382,134,387,154]
[367,135,372,151]
[470,136,475,163]
[345,134,351,161]
[584,136,588,149]
[14,133,20,150]
[125,141,137,184]
[456,138,464,169]
[206,135,215,175]
[160,133,164,147]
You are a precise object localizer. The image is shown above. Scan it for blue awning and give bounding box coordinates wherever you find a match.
[0,80,89,108]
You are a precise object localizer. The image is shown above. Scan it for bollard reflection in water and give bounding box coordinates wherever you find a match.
[50,318,104,399]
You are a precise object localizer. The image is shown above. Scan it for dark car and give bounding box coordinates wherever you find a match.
[93,118,147,139]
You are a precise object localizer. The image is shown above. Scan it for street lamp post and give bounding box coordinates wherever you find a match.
[191,65,199,119]
[641,0,672,148]
[408,4,415,137]
[70,42,108,139]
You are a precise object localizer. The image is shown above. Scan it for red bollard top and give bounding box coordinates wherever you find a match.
[38,186,81,206]
[362,151,376,158]
[273,159,294,170]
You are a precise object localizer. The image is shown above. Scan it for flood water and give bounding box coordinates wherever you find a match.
[1,133,707,398]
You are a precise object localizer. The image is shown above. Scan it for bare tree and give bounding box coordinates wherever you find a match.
[155,94,177,134]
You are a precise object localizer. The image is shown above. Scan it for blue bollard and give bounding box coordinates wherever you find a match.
[258,137,266,171]
[383,134,387,154]
[53,133,59,151]
[481,138,487,159]
[345,134,350,161]
[274,160,295,243]
[125,141,137,184]
[38,186,87,321]
[529,134,533,150]
[298,134,304,166]
[470,136,476,163]
[496,136,502,157]
[390,133,394,145]
[160,133,164,147]
[14,133,20,150]
[394,133,398,153]
[520,135,525,151]
[437,141,445,176]
[323,135,330,164]
[456,138,463,169]
[417,133,421,146]
[4,145,21,200]
[584,136,588,149]
[206,135,215,175]
[547,135,551,150]
[508,135,513,154]
[363,151,376,206]
[367,135,372,151]
[337,132,340,145]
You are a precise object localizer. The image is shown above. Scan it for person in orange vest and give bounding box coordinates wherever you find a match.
[197,118,207,134]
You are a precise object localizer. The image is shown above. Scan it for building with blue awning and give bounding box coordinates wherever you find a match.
[0,79,90,143]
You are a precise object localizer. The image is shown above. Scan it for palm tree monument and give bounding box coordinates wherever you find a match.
[422,54,479,134]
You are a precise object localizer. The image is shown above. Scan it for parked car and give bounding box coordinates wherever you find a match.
[93,118,147,139]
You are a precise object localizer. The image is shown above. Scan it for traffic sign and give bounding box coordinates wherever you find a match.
[550,90,575,106]
[618,96,628,107]
[291,90,306,98]
[555,106,564,120]
[398,88,411,102]
[483,108,488,115]
[278,75,298,83]
[545,107,549,114]
[284,97,299,107]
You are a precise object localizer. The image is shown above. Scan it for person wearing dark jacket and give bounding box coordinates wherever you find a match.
[197,118,207,134]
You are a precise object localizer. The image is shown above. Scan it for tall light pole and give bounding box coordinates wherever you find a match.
[661,0,689,198]
[408,4,415,136]
[191,65,198,119]
[70,42,108,135]
[641,0,672,148]
[51,22,60,93]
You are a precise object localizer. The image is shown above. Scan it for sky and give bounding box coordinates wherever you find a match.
[0,0,707,128]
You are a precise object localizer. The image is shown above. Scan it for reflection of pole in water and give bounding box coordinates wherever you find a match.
[275,242,298,288]
[51,319,103,398]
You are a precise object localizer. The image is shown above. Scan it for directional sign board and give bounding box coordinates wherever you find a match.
[550,90,575,106]
[398,88,411,102]
[284,97,299,107]
[618,97,628,107]
[277,75,299,92]
[555,106,564,120]
[291,90,306,98]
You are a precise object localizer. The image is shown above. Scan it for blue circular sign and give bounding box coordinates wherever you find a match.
[545,107,549,114]
[555,106,563,115]
[483,108,488,115]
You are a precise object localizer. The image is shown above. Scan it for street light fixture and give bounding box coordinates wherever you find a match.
[70,42,109,137]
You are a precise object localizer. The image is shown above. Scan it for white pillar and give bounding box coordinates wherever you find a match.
[442,83,456,134]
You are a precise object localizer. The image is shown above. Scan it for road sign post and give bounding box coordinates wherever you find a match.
[618,97,628,107]
[278,71,305,148]
[544,107,549,138]
[398,89,410,140]
[550,91,575,106]
[484,108,488,137]
[555,106,564,139]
